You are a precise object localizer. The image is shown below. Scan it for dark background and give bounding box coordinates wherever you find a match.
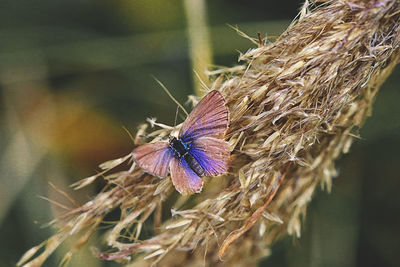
[0,0,399,266]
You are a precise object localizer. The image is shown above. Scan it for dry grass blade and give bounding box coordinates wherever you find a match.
[19,0,400,266]
[218,167,287,259]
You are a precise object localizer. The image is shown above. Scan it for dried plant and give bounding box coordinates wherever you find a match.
[18,0,400,266]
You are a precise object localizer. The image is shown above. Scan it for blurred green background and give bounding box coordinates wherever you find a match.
[0,0,399,266]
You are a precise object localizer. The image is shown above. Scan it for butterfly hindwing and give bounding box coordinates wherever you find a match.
[132,142,172,178]
[190,136,230,176]
[179,90,229,142]
[169,157,203,195]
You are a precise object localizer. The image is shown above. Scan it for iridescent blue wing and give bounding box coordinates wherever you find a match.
[169,157,203,195]
[179,90,229,143]
[189,136,230,176]
[132,142,173,178]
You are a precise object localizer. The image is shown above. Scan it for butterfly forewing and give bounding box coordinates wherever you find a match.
[190,136,230,176]
[179,90,229,142]
[169,158,203,195]
[132,142,172,178]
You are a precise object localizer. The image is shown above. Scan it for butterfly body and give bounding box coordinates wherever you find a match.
[133,90,230,195]
[169,137,205,177]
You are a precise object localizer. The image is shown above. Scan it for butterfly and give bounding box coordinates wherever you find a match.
[132,90,230,195]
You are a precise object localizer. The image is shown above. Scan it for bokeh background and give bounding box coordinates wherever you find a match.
[0,0,399,266]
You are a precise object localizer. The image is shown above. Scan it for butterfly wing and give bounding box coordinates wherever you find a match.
[132,142,172,178]
[190,137,230,176]
[179,90,229,142]
[169,157,203,195]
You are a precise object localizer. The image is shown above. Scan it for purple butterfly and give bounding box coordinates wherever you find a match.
[132,90,230,195]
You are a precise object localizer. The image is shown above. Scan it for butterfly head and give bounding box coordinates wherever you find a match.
[168,135,177,143]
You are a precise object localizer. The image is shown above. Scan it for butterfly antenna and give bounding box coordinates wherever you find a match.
[193,70,210,92]
[173,106,180,128]
[152,76,189,117]
[122,126,136,144]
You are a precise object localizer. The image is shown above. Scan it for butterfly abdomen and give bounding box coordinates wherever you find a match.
[183,153,205,177]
